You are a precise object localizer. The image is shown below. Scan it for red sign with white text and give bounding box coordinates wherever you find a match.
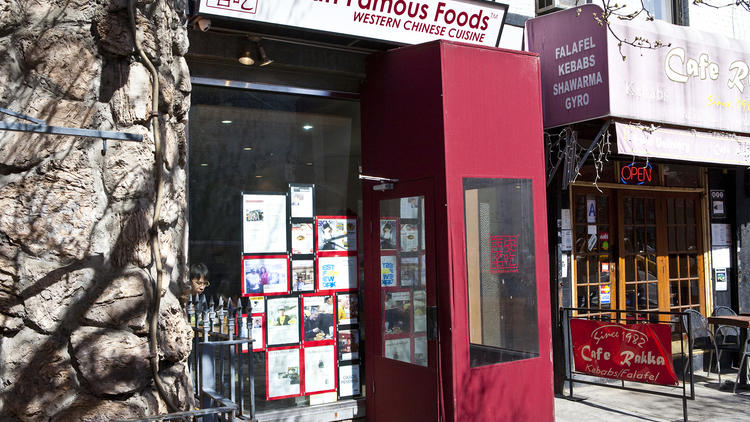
[570,319,678,386]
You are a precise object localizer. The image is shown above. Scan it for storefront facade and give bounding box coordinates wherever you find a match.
[526,4,750,386]
[187,1,553,421]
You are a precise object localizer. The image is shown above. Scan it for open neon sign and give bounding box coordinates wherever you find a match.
[620,162,653,185]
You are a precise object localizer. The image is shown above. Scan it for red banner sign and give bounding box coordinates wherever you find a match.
[570,319,678,386]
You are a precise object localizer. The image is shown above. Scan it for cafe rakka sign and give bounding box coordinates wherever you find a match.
[198,0,508,48]
[570,319,678,386]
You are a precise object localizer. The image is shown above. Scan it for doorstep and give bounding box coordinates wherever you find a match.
[254,398,365,422]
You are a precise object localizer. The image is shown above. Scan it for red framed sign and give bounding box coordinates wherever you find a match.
[383,288,413,339]
[303,344,338,395]
[316,216,357,254]
[241,255,290,296]
[570,319,678,386]
[266,346,303,400]
[301,294,337,345]
[316,255,358,292]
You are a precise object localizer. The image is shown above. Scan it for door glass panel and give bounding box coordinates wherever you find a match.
[464,178,539,366]
[380,196,427,367]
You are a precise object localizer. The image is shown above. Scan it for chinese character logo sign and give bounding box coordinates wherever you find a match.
[489,235,519,273]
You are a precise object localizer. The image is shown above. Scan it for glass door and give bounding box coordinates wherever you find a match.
[367,179,439,422]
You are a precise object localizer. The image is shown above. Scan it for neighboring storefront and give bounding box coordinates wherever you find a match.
[186,1,556,421]
[526,4,750,386]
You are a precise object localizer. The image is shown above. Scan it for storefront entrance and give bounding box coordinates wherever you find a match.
[572,187,706,317]
[366,178,439,421]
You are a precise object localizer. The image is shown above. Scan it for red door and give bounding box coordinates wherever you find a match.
[364,177,440,422]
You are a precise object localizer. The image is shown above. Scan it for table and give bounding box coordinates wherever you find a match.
[707,315,750,388]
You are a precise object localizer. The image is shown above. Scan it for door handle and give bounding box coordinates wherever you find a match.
[427,306,438,340]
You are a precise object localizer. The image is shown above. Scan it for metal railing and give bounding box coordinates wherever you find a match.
[118,295,256,422]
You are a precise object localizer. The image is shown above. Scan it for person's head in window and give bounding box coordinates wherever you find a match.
[190,263,210,295]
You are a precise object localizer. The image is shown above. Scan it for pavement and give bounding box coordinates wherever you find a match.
[555,372,750,422]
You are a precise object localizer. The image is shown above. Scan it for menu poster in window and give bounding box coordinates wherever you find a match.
[302,295,335,343]
[266,297,300,346]
[337,293,359,325]
[291,260,315,292]
[242,193,287,254]
[338,329,359,361]
[380,255,397,287]
[384,290,411,335]
[290,184,314,218]
[317,216,357,252]
[248,296,265,314]
[291,223,314,255]
[379,218,398,250]
[338,364,361,398]
[266,347,301,400]
[317,255,358,291]
[304,345,337,394]
[413,335,427,366]
[399,256,419,287]
[400,197,419,219]
[242,255,289,296]
[384,337,411,363]
[413,290,426,333]
[400,224,419,252]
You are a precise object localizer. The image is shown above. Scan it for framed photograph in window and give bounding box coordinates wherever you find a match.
[316,216,357,253]
[239,313,265,353]
[380,254,397,287]
[338,329,359,361]
[303,344,337,395]
[266,296,300,346]
[241,255,290,296]
[291,259,315,293]
[291,223,315,255]
[266,347,302,400]
[399,223,419,252]
[384,337,411,364]
[242,192,287,254]
[302,294,336,344]
[336,293,359,325]
[317,255,358,291]
[383,289,412,336]
[289,184,314,219]
[399,256,419,287]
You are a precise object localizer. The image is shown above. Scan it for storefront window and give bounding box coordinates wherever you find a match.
[188,85,362,412]
[464,178,539,367]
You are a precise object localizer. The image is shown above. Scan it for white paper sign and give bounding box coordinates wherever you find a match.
[711,223,731,247]
[198,0,507,48]
[338,365,361,397]
[380,255,397,287]
[715,268,728,292]
[586,199,597,223]
[304,345,336,394]
[561,209,571,230]
[243,194,287,254]
[290,185,314,218]
[318,255,358,291]
[384,337,411,363]
[292,223,315,255]
[712,247,731,269]
[267,348,301,399]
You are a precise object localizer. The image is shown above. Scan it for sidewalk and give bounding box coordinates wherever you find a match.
[555,373,750,422]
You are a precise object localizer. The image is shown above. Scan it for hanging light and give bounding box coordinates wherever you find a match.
[238,49,255,66]
[257,41,273,66]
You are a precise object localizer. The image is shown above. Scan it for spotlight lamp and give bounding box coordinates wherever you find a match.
[238,49,255,66]
[257,42,273,66]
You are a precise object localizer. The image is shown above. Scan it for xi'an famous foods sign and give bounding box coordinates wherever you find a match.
[525,4,750,135]
[570,319,678,386]
[198,0,508,47]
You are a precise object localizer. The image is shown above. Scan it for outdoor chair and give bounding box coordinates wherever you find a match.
[683,309,721,384]
[712,306,741,370]
[733,331,750,394]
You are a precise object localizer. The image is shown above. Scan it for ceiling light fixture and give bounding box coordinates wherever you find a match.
[238,49,255,65]
[200,163,209,167]
[243,147,253,151]
[255,175,263,178]
[257,41,273,66]
[303,124,313,130]
[221,120,232,124]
